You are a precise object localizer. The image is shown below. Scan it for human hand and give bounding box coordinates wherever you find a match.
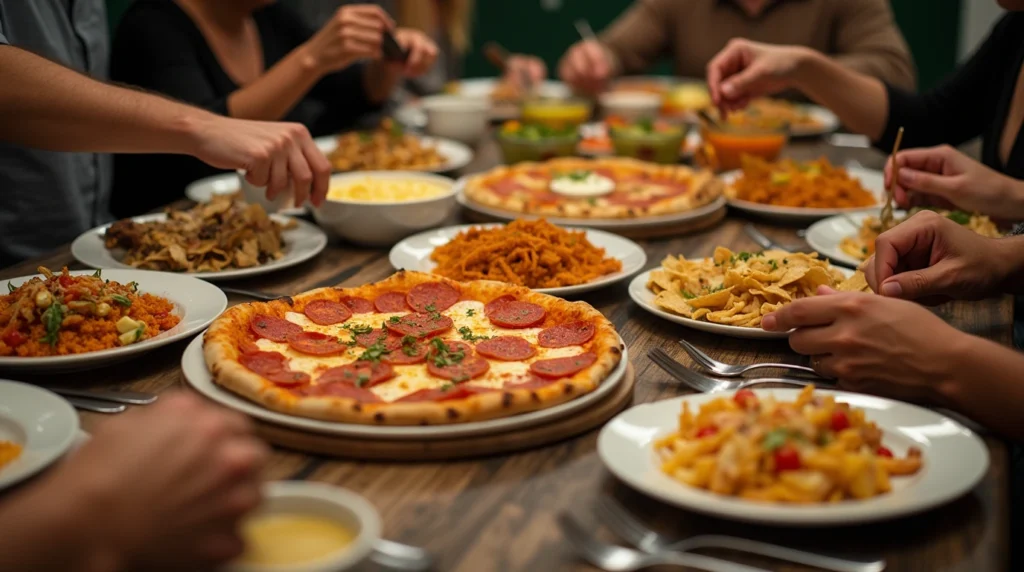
[393,28,439,77]
[862,210,1010,304]
[304,4,394,73]
[762,288,964,404]
[706,38,811,111]
[504,54,547,89]
[885,144,1024,218]
[191,115,330,207]
[558,40,614,94]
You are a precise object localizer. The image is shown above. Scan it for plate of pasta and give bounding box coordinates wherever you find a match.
[598,387,988,525]
[388,219,647,296]
[806,209,1004,268]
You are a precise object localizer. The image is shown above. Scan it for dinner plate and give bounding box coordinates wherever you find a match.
[0,269,226,373]
[598,388,988,525]
[627,267,853,340]
[577,122,701,159]
[184,173,306,216]
[71,213,327,282]
[455,177,728,231]
[789,104,840,137]
[0,381,79,490]
[387,224,647,297]
[180,334,628,440]
[313,134,474,174]
[721,166,884,223]
[805,211,896,269]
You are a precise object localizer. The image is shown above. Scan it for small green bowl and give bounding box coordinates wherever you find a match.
[497,132,579,164]
[609,126,687,164]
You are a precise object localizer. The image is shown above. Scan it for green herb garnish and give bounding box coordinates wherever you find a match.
[356,373,370,387]
[946,211,971,225]
[358,341,391,362]
[342,323,374,336]
[429,338,465,367]
[6,282,14,294]
[768,259,778,271]
[92,269,102,278]
[41,301,66,347]
[111,294,132,307]
[736,252,753,262]
[440,383,454,392]
[762,428,789,452]
[401,335,420,356]
[389,316,402,323]
[458,326,490,342]
[681,290,697,300]
[466,309,476,317]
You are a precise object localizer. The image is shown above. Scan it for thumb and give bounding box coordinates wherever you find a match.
[720,64,766,100]
[878,263,951,300]
[816,285,838,296]
[898,168,958,200]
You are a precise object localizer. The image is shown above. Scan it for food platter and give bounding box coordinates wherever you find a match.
[185,173,306,216]
[598,388,988,525]
[388,223,647,296]
[0,381,79,490]
[787,104,840,137]
[577,121,701,158]
[395,79,573,126]
[0,269,226,372]
[313,135,474,174]
[721,166,884,223]
[805,211,881,268]
[181,334,629,440]
[71,213,327,281]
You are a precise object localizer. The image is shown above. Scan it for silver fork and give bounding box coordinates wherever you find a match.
[595,497,884,572]
[743,224,800,253]
[558,513,770,572]
[678,339,821,378]
[649,348,819,393]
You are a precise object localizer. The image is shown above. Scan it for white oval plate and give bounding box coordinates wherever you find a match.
[599,388,988,525]
[789,104,840,137]
[71,213,327,282]
[184,173,306,216]
[388,224,647,297]
[721,166,884,223]
[577,122,701,159]
[455,178,728,231]
[628,267,852,340]
[805,211,893,269]
[0,381,79,490]
[314,135,474,174]
[0,269,226,373]
[181,334,628,440]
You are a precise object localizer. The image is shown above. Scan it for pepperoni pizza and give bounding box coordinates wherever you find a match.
[203,271,623,425]
[462,157,723,219]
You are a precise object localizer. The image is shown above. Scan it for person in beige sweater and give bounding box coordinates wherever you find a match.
[557,0,916,94]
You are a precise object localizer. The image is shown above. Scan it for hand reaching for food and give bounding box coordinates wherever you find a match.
[393,28,440,77]
[503,54,547,89]
[705,39,811,111]
[302,4,394,74]
[558,40,614,94]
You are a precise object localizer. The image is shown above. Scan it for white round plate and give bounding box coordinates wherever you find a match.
[599,388,988,525]
[805,211,895,269]
[0,269,226,373]
[181,334,628,440]
[577,122,701,159]
[388,224,647,296]
[628,267,852,340]
[314,135,474,174]
[455,178,727,231]
[71,213,327,282]
[184,173,306,216]
[721,166,884,223]
[789,104,840,137]
[0,381,79,490]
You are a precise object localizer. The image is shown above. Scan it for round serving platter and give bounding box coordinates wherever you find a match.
[313,135,474,174]
[0,381,79,491]
[721,166,884,224]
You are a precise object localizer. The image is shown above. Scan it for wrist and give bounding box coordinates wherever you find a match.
[168,106,219,158]
[991,234,1024,294]
[789,47,823,89]
[295,42,327,77]
[935,331,978,408]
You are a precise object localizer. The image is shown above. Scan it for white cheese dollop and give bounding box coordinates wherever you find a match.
[549,171,615,198]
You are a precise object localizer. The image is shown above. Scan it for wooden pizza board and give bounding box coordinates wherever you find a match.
[460,204,727,240]
[247,362,635,461]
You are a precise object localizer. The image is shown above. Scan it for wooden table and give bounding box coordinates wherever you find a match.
[1,138,1010,571]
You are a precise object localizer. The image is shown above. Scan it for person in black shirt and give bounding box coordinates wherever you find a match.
[109,0,437,217]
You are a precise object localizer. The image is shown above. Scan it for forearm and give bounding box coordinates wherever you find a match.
[0,45,209,155]
[362,60,400,104]
[226,45,324,121]
[833,52,916,91]
[790,49,889,141]
[942,333,1024,442]
[992,235,1024,295]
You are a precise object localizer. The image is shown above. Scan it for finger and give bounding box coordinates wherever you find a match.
[349,4,394,28]
[287,143,313,208]
[878,261,956,300]
[706,46,742,105]
[897,168,959,200]
[871,211,944,286]
[530,59,547,82]
[244,150,271,188]
[862,254,880,291]
[761,296,843,331]
[301,136,331,207]
[720,64,764,101]
[812,355,844,379]
[582,42,610,82]
[265,146,290,200]
[788,326,836,355]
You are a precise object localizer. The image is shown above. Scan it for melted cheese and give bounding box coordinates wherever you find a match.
[237,513,353,566]
[264,300,588,402]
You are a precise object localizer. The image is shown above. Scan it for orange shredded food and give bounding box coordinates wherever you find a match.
[0,441,21,471]
[730,156,876,209]
[430,219,623,288]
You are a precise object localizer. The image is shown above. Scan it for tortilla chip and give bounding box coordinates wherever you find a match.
[837,270,872,293]
[654,290,694,317]
[688,287,736,309]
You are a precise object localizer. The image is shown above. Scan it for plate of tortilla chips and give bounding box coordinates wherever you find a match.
[71,196,327,281]
[628,247,871,338]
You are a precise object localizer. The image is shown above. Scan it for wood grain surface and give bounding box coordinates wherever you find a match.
[0,137,1009,571]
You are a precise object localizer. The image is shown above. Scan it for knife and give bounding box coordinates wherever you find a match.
[743,224,794,252]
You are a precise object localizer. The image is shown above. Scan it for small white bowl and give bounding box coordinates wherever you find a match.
[237,170,296,213]
[599,91,661,121]
[420,95,490,145]
[312,171,458,246]
[226,481,381,572]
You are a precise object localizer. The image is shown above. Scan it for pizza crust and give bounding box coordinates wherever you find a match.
[204,271,623,425]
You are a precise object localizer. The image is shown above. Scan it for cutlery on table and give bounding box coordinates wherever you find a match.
[51,387,157,405]
[595,497,885,572]
[743,224,799,253]
[64,396,127,414]
[370,539,434,571]
[678,339,822,378]
[219,287,286,301]
[648,348,823,393]
[483,42,536,96]
[558,513,770,572]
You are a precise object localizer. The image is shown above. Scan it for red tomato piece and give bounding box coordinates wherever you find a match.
[318,361,395,388]
[830,410,851,432]
[876,446,894,459]
[58,274,75,288]
[733,389,758,409]
[287,332,350,356]
[2,330,27,347]
[774,445,802,472]
[695,426,718,438]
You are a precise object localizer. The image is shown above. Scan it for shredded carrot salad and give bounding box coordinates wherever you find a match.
[429,219,622,289]
[729,156,876,209]
[0,441,21,471]
[0,267,180,357]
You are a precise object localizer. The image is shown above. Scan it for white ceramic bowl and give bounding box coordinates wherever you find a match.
[599,91,661,121]
[312,171,458,246]
[420,95,490,144]
[237,170,296,213]
[226,481,381,572]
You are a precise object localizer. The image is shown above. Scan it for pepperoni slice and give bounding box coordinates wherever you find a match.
[299,382,381,402]
[239,350,288,374]
[427,355,490,381]
[374,291,409,313]
[538,321,596,348]
[530,352,597,379]
[488,301,546,329]
[340,296,374,314]
[484,294,516,316]
[354,328,399,348]
[303,299,352,325]
[319,361,395,388]
[263,369,311,387]
[249,314,302,342]
[386,312,454,338]
[476,336,536,361]
[288,331,350,356]
[505,374,558,390]
[382,339,429,365]
[397,385,495,402]
[239,340,262,355]
[407,282,460,313]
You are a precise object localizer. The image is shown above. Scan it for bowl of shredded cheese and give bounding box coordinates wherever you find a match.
[313,172,458,246]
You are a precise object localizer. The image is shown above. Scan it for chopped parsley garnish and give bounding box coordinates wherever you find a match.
[92,269,102,278]
[466,309,476,317]
[946,211,971,225]
[358,132,372,143]
[587,197,597,206]
[389,316,402,323]
[429,338,465,367]
[401,335,420,356]
[111,294,132,307]
[440,382,454,392]
[458,326,490,342]
[861,246,869,254]
[565,169,592,182]
[783,258,789,264]
[425,303,441,320]
[768,259,778,271]
[761,428,789,452]
[705,284,726,294]
[342,323,374,335]
[681,290,697,300]
[41,301,66,347]
[736,252,753,262]
[356,373,370,387]
[358,341,391,362]
[6,282,14,293]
